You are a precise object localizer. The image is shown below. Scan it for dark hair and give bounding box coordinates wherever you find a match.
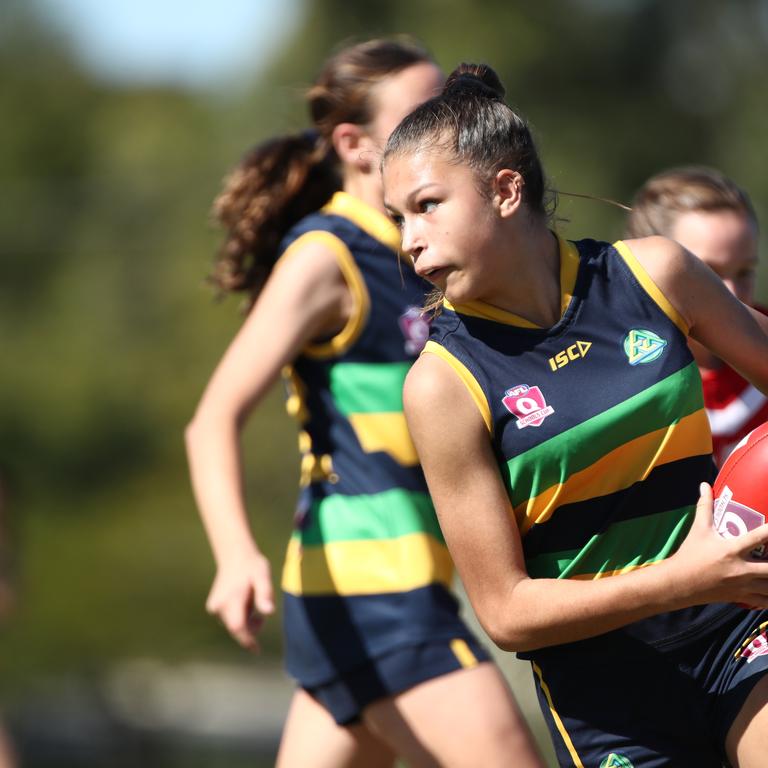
[625,166,758,239]
[211,36,434,298]
[383,62,549,218]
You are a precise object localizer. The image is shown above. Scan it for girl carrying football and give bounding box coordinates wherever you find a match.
[382,61,768,767]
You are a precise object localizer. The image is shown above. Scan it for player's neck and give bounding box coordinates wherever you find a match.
[342,174,385,216]
[480,227,561,327]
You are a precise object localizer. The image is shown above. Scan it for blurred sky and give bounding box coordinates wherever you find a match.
[33,0,304,89]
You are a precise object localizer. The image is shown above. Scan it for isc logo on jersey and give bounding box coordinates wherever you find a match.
[548,340,592,371]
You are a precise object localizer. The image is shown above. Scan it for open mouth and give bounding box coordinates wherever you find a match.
[421,266,446,280]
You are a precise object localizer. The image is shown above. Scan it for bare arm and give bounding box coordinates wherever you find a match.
[404,353,768,652]
[185,241,352,650]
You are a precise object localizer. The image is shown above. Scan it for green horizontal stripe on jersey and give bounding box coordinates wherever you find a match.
[329,362,412,415]
[505,362,703,507]
[291,488,443,546]
[525,503,695,579]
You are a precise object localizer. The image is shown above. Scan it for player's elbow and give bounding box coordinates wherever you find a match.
[184,410,222,454]
[185,400,245,451]
[184,410,207,446]
[482,616,537,653]
[482,619,517,652]
[475,592,544,653]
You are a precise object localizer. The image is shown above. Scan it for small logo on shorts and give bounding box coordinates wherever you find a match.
[501,384,554,429]
[399,306,430,355]
[623,329,667,365]
[736,621,768,664]
[599,754,635,768]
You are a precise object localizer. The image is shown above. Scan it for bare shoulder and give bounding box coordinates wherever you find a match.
[620,235,713,327]
[272,234,346,290]
[257,232,353,323]
[405,352,474,413]
[620,235,691,280]
[404,351,458,402]
[403,351,487,442]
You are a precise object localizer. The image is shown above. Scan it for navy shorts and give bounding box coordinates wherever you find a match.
[529,608,768,767]
[306,637,491,725]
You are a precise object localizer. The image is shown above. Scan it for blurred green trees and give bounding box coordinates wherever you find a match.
[1,0,767,694]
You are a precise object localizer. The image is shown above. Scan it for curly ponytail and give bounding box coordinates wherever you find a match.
[209,36,434,300]
[210,132,338,297]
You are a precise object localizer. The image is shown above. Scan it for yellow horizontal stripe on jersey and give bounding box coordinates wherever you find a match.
[569,561,657,580]
[515,408,711,534]
[613,239,688,335]
[281,531,453,596]
[347,412,419,465]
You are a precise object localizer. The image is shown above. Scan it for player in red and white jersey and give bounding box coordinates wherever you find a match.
[701,323,768,464]
[626,166,763,465]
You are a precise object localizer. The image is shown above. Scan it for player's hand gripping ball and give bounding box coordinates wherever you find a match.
[713,421,768,559]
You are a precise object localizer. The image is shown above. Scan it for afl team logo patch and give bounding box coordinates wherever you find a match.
[502,384,554,429]
[623,328,667,366]
[600,755,635,768]
[399,306,430,355]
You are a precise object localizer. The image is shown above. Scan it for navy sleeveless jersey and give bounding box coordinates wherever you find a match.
[427,235,736,652]
[279,192,477,686]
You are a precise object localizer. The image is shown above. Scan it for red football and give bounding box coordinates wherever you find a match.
[713,421,768,558]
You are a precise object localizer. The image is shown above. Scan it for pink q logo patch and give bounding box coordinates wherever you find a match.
[399,306,430,355]
[502,384,555,429]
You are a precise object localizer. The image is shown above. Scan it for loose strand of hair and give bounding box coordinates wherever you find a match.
[555,190,632,212]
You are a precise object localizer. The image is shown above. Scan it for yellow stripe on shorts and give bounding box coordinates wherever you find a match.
[450,638,478,669]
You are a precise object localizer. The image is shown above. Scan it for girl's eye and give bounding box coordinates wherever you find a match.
[388,212,404,229]
[420,200,438,213]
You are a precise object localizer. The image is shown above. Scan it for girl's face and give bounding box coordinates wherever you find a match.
[383,148,503,305]
[670,209,758,306]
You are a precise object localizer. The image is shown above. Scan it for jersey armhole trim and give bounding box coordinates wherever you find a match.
[422,341,492,433]
[613,239,689,335]
[278,230,371,359]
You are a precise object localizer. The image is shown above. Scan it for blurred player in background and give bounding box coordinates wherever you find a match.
[626,166,766,465]
[185,38,543,768]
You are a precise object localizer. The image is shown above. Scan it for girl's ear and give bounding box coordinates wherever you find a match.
[332,123,373,172]
[494,169,525,218]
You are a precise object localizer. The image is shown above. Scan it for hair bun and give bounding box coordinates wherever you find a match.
[444,63,505,101]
